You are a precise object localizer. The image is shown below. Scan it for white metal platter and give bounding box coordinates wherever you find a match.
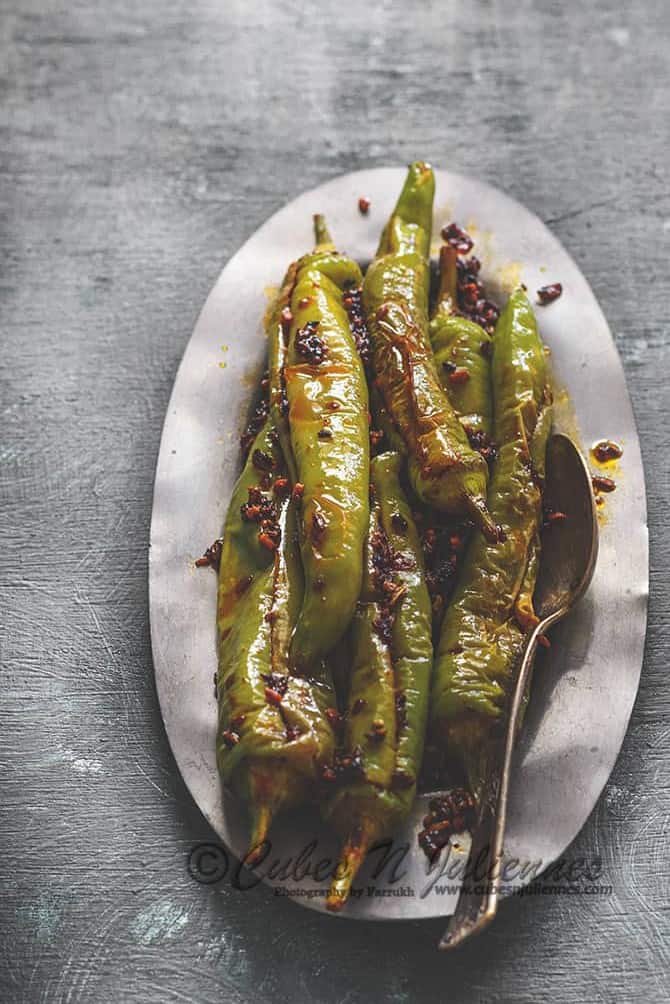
[149,168,648,919]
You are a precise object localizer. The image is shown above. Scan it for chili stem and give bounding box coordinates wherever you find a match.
[313,213,335,252]
[435,244,459,317]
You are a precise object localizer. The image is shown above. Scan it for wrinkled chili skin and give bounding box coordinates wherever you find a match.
[324,452,432,903]
[431,288,553,799]
[284,228,370,669]
[216,416,336,835]
[362,162,494,537]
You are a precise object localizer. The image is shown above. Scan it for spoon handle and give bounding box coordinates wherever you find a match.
[439,625,544,950]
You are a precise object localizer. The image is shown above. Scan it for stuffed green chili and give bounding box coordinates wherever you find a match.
[216,416,336,859]
[284,218,370,669]
[363,162,497,541]
[430,287,553,799]
[324,452,433,910]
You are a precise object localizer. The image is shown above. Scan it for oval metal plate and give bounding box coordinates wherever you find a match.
[149,168,648,920]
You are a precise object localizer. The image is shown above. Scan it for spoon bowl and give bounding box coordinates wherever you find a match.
[534,432,599,621]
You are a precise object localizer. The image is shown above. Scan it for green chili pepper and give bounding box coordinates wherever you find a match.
[420,245,495,634]
[429,244,493,441]
[430,288,552,798]
[216,417,336,858]
[363,162,497,541]
[324,452,433,910]
[285,217,370,668]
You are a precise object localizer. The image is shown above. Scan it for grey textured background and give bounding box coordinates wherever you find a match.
[2,1,669,1002]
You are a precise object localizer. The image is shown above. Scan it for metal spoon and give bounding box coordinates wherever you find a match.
[439,432,599,950]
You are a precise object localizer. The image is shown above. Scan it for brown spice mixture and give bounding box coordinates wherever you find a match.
[465,428,498,464]
[342,286,371,368]
[591,440,623,464]
[453,249,501,335]
[240,487,278,525]
[418,789,477,862]
[240,398,270,456]
[422,522,462,624]
[369,526,414,643]
[592,475,616,494]
[537,282,563,305]
[442,222,474,254]
[195,538,223,571]
[295,320,328,364]
[252,448,275,472]
[325,745,365,783]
